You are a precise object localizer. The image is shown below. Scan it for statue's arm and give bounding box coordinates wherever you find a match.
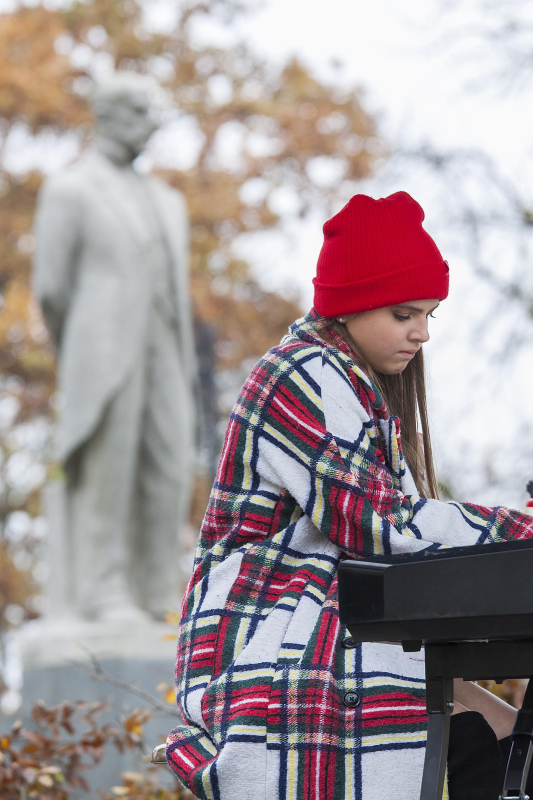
[32,176,82,352]
[174,190,198,385]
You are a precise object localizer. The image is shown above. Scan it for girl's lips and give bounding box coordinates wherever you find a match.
[399,350,418,357]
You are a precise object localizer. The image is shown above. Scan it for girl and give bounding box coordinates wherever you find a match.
[166,191,533,800]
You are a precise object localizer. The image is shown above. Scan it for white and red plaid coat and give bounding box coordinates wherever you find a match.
[166,310,533,800]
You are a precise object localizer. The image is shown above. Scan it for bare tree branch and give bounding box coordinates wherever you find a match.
[70,644,182,719]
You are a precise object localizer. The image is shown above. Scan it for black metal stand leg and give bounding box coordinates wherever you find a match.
[420,676,454,800]
[501,679,533,800]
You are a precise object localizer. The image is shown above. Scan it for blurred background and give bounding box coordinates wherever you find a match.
[0,0,532,796]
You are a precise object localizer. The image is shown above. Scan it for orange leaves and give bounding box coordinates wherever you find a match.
[0,700,188,798]
[123,708,150,740]
[156,682,177,705]
[164,610,180,628]
[0,0,381,383]
[0,278,55,400]
[161,612,179,643]
[265,57,380,181]
[0,541,39,629]
[31,698,79,737]
[163,687,176,704]
[0,6,89,131]
[0,711,69,799]
[107,767,198,799]
[61,0,154,67]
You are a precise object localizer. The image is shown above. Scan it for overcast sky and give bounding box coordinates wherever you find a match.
[143,0,531,317]
[232,0,532,169]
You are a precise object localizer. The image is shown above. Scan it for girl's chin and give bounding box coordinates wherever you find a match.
[374,363,408,375]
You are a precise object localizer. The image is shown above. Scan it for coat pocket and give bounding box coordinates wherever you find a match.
[176,550,244,732]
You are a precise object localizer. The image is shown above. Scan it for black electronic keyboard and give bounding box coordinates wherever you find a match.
[338,539,533,800]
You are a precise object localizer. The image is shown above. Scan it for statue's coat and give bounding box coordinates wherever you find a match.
[33,151,195,464]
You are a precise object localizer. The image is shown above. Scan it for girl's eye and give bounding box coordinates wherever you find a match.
[394,314,410,322]
[428,313,437,319]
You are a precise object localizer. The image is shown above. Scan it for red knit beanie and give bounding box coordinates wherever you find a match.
[313,191,449,316]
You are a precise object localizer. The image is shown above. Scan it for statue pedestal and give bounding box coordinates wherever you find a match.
[18,615,177,667]
[12,616,181,796]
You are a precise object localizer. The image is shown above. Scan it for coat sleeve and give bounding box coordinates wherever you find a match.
[32,175,82,352]
[254,349,533,557]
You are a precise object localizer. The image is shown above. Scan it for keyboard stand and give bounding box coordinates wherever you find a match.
[414,640,533,800]
[421,671,453,800]
[500,679,533,800]
[337,545,533,800]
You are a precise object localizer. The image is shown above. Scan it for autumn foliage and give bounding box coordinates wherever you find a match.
[0,700,196,799]
[0,0,380,374]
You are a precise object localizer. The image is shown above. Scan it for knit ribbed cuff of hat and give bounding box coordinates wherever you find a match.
[312,259,449,317]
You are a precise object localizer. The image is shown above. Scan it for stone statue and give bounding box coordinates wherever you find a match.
[32,73,197,623]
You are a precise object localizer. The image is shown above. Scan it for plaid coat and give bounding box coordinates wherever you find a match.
[166,310,533,800]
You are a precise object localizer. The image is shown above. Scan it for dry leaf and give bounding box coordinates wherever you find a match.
[121,770,144,782]
[164,611,181,627]
[125,723,142,736]
[164,687,176,704]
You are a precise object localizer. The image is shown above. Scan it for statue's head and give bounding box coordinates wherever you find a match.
[90,73,156,158]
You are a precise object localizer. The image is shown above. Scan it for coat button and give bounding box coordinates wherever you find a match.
[342,636,357,649]
[343,691,361,708]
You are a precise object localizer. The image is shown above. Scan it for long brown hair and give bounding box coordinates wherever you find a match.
[320,319,440,500]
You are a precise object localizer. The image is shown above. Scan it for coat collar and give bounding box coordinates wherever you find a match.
[287,308,389,420]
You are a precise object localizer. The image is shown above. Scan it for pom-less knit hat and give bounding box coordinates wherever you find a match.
[313,191,449,317]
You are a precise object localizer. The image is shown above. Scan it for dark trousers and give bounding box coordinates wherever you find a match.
[448,711,530,800]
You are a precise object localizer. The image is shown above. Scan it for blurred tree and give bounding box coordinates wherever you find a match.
[0,0,381,372]
[399,0,533,342]
[393,143,533,346]
[0,0,382,697]
[436,0,533,92]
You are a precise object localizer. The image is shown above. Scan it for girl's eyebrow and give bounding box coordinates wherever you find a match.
[393,303,440,314]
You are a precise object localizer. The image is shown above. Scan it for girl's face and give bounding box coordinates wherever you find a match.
[344,298,440,375]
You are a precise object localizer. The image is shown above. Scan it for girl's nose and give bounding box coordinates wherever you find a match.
[410,321,430,344]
